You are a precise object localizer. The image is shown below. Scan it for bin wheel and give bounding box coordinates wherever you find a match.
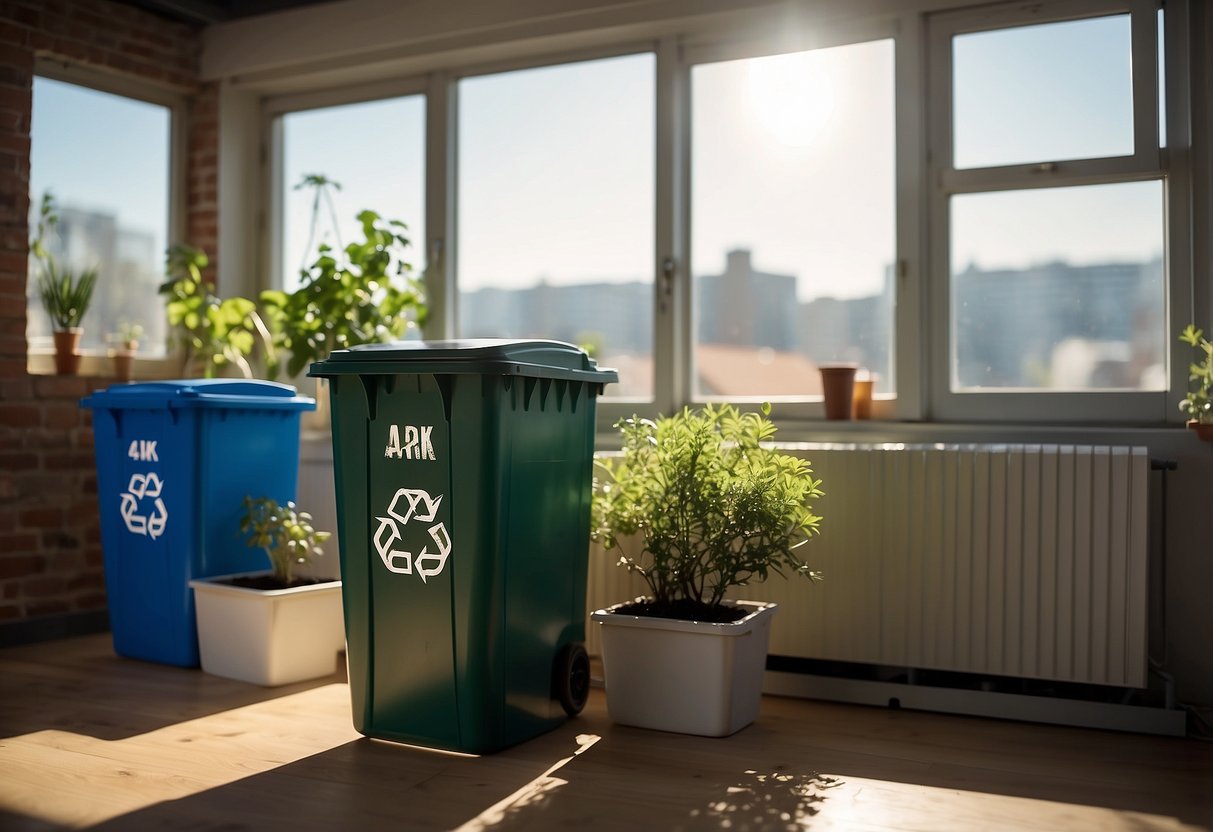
[554,642,590,716]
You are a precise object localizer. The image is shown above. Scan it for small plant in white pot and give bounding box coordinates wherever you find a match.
[190,496,345,686]
[590,403,823,736]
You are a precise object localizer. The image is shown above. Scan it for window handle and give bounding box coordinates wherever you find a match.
[659,256,676,313]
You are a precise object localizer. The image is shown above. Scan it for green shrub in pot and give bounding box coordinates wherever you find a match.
[591,402,824,622]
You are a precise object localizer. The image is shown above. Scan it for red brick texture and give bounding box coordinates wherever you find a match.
[187,80,220,276]
[0,0,208,624]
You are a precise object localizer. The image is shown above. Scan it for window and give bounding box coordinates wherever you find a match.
[456,53,655,400]
[951,15,1134,169]
[256,0,1193,426]
[950,182,1164,391]
[275,95,426,293]
[929,2,1171,421]
[690,40,896,402]
[28,75,173,358]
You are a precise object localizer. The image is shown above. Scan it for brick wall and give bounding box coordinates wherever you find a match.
[0,0,208,630]
[187,82,219,261]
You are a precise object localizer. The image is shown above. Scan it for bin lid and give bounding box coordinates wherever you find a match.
[80,379,316,412]
[309,339,619,384]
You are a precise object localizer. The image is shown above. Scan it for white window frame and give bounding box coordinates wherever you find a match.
[261,75,432,299]
[248,0,1200,430]
[447,43,661,426]
[27,58,186,378]
[678,15,912,424]
[925,0,1190,423]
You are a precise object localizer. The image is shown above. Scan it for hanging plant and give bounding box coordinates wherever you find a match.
[262,207,427,378]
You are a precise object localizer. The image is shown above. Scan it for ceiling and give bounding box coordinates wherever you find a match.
[117,0,339,25]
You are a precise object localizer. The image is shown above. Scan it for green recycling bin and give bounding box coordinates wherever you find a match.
[310,339,617,753]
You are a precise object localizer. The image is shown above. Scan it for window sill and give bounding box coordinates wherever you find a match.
[26,351,181,380]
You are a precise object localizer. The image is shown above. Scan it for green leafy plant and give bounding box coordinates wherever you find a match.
[117,322,144,346]
[239,496,332,587]
[38,258,98,331]
[591,403,824,622]
[161,175,427,382]
[262,207,427,378]
[31,191,98,331]
[29,190,56,264]
[1179,324,1213,424]
[159,245,277,378]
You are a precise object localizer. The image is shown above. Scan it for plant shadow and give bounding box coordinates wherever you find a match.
[683,767,842,831]
[69,719,848,832]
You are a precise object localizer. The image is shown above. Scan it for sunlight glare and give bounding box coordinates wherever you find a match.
[746,51,835,147]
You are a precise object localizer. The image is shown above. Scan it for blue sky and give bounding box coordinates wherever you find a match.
[30,77,169,261]
[953,15,1134,168]
[281,96,425,291]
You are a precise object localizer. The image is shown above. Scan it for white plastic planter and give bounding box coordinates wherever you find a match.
[591,599,777,737]
[190,572,345,686]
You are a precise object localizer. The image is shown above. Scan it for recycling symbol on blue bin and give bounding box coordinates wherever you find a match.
[373,488,452,583]
[120,472,168,540]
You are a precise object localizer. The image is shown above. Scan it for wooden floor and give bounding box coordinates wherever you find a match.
[1,634,1210,832]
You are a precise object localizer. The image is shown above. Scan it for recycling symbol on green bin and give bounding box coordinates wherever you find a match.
[119,472,168,540]
[373,488,452,582]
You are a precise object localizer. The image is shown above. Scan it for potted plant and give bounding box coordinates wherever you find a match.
[159,174,427,405]
[260,176,427,429]
[1179,324,1213,441]
[590,403,823,736]
[108,322,143,382]
[160,245,278,379]
[190,496,345,686]
[38,259,98,375]
[260,208,426,377]
[31,193,98,375]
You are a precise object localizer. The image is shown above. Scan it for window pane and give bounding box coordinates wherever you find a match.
[457,54,655,399]
[279,96,425,293]
[951,181,1164,391]
[691,41,895,399]
[29,77,170,356]
[953,15,1133,169]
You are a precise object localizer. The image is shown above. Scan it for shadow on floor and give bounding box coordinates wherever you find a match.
[67,708,1213,832]
[0,634,346,741]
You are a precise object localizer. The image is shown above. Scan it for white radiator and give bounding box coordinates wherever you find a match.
[586,444,1151,689]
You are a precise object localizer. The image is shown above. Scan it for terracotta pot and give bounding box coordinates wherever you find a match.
[852,376,874,420]
[111,350,134,382]
[819,364,858,420]
[52,329,82,375]
[1187,420,1213,442]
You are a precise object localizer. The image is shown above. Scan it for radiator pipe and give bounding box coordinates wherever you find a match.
[1149,458,1178,711]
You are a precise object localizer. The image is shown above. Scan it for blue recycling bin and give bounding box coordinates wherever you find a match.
[81,380,315,667]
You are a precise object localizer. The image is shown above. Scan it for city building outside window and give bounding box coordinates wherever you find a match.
[258,0,1190,424]
[928,2,1174,422]
[689,39,896,402]
[456,53,656,401]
